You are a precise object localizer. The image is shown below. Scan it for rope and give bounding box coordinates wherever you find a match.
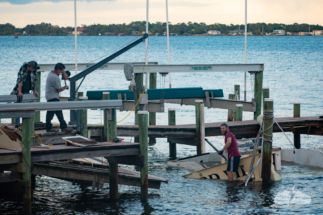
[31,132,43,145]
[116,90,145,124]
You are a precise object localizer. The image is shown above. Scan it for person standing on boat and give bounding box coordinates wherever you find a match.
[11,61,40,128]
[45,63,72,132]
[218,123,241,181]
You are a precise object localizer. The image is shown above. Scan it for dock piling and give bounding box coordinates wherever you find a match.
[235,104,243,121]
[135,73,144,143]
[149,73,157,145]
[168,109,176,158]
[102,92,109,141]
[22,117,32,214]
[227,94,235,121]
[293,102,301,149]
[105,93,119,199]
[138,111,148,201]
[79,96,88,138]
[254,71,263,120]
[262,87,269,113]
[35,71,41,122]
[195,100,205,154]
[262,98,274,186]
[234,85,240,100]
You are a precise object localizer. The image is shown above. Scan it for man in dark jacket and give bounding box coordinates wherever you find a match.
[11,61,39,127]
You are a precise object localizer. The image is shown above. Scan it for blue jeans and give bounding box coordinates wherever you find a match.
[15,92,30,127]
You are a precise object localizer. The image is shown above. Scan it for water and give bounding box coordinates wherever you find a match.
[1,36,323,214]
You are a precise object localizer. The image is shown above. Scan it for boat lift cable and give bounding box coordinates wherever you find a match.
[273,118,296,150]
[145,0,149,92]
[166,0,171,88]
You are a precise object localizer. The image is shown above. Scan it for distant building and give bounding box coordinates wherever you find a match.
[131,31,139,35]
[208,30,221,35]
[313,30,323,36]
[286,32,292,35]
[73,28,86,35]
[299,32,309,36]
[229,30,243,35]
[117,33,125,36]
[273,29,285,35]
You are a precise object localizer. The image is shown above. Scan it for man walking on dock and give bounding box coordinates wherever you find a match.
[11,61,40,128]
[218,123,241,181]
[45,63,72,132]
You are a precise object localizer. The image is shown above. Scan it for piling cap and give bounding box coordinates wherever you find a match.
[79,96,88,100]
[168,108,175,111]
[103,92,110,95]
[236,104,243,107]
[195,100,203,103]
[264,98,273,102]
[138,111,148,115]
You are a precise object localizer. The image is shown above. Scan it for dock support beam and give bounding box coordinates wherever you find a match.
[80,96,88,138]
[135,73,144,143]
[254,71,263,120]
[227,94,235,121]
[102,92,109,141]
[138,111,148,201]
[236,104,243,121]
[22,117,32,214]
[35,71,41,122]
[168,109,176,158]
[149,73,157,145]
[262,87,269,114]
[195,100,205,154]
[262,99,273,186]
[106,93,118,199]
[293,102,301,149]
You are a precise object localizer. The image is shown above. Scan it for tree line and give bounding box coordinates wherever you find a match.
[1,21,323,36]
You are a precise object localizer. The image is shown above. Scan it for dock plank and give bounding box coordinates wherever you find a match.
[0,142,140,165]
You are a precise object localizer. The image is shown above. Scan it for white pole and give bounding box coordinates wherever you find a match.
[244,0,247,101]
[74,0,78,95]
[166,0,171,88]
[145,0,149,91]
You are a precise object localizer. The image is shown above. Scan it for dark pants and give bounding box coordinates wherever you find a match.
[46,98,67,131]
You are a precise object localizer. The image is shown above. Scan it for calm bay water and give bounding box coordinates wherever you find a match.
[0,36,323,214]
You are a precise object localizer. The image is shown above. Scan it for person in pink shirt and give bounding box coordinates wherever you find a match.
[218,123,241,181]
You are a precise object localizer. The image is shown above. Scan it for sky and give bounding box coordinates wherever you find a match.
[0,0,322,28]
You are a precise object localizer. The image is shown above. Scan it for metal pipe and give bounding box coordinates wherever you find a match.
[166,0,171,88]
[244,0,247,101]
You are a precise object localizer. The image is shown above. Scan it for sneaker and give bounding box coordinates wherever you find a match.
[62,127,73,132]
[47,128,59,132]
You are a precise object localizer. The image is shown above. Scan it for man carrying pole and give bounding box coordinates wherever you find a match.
[218,123,241,181]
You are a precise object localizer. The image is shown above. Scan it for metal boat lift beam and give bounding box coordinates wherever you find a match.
[0,100,122,112]
[131,64,264,74]
[38,62,158,72]
[0,94,37,103]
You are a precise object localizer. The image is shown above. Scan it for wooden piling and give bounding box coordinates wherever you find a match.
[138,111,148,201]
[293,102,301,149]
[254,71,263,120]
[227,94,235,121]
[30,117,35,144]
[34,71,41,122]
[134,73,144,143]
[79,96,88,138]
[106,93,118,199]
[168,109,176,158]
[77,92,83,98]
[262,98,273,186]
[234,85,240,100]
[235,104,243,121]
[149,73,157,145]
[195,100,205,154]
[102,92,109,141]
[262,87,269,114]
[22,117,32,214]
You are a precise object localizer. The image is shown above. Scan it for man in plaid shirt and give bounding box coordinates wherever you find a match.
[11,61,40,127]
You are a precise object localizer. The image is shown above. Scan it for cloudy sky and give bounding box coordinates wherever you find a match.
[0,0,322,27]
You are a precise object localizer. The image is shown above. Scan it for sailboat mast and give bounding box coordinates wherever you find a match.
[244,0,247,101]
